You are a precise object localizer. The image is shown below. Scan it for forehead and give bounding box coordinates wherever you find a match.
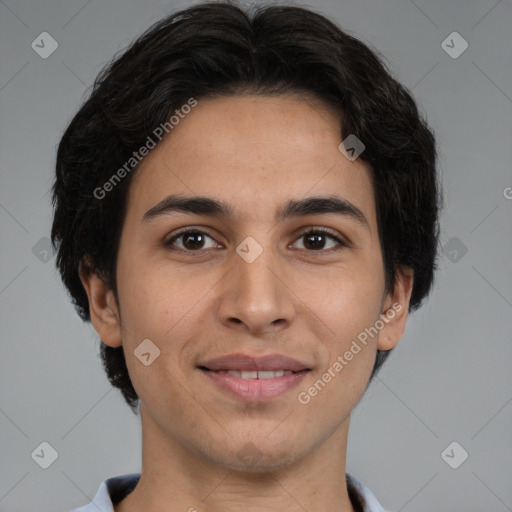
[125,94,376,229]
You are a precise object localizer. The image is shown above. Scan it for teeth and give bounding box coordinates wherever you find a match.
[244,371,260,379]
[258,370,283,379]
[220,370,293,379]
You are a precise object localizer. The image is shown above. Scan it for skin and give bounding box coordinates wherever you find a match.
[80,93,413,512]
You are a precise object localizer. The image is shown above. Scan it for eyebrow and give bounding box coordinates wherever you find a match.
[142,194,369,229]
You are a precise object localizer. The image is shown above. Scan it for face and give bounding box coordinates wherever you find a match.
[83,93,412,472]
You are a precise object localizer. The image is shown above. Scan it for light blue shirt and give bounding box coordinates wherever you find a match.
[71,473,388,511]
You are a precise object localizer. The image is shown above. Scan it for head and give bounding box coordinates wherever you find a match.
[51,1,441,460]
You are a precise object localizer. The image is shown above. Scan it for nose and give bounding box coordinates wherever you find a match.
[217,237,296,336]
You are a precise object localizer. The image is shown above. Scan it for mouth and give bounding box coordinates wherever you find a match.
[198,367,309,379]
[197,353,312,372]
[197,353,312,401]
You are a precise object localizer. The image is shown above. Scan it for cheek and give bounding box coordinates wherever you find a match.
[116,267,216,387]
[297,284,379,415]
[117,263,202,340]
[298,266,382,390]
[302,263,384,337]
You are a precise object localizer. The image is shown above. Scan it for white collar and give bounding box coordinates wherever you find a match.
[71,472,388,512]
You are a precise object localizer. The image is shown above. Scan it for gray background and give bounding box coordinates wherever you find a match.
[1,0,511,510]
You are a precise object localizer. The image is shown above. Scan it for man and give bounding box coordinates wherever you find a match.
[51,2,441,511]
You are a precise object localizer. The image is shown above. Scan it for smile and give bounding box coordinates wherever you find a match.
[199,367,310,400]
[211,369,294,379]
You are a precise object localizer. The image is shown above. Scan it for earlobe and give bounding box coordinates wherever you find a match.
[377,267,414,351]
[79,260,122,348]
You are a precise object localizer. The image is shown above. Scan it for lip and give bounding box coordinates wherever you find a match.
[197,353,312,401]
[200,368,310,401]
[198,353,311,372]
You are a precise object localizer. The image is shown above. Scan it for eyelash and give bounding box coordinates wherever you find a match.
[163,227,347,255]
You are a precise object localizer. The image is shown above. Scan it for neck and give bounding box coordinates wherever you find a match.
[115,407,355,512]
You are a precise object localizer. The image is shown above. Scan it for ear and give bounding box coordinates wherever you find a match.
[377,267,414,351]
[79,259,122,348]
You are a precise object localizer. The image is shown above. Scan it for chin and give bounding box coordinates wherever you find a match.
[222,454,301,474]
[208,440,307,474]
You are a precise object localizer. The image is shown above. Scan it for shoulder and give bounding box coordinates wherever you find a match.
[70,473,141,512]
[346,473,389,512]
[70,472,386,512]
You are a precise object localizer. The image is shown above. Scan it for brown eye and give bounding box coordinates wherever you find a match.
[164,227,347,255]
[165,229,218,252]
[292,228,346,252]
